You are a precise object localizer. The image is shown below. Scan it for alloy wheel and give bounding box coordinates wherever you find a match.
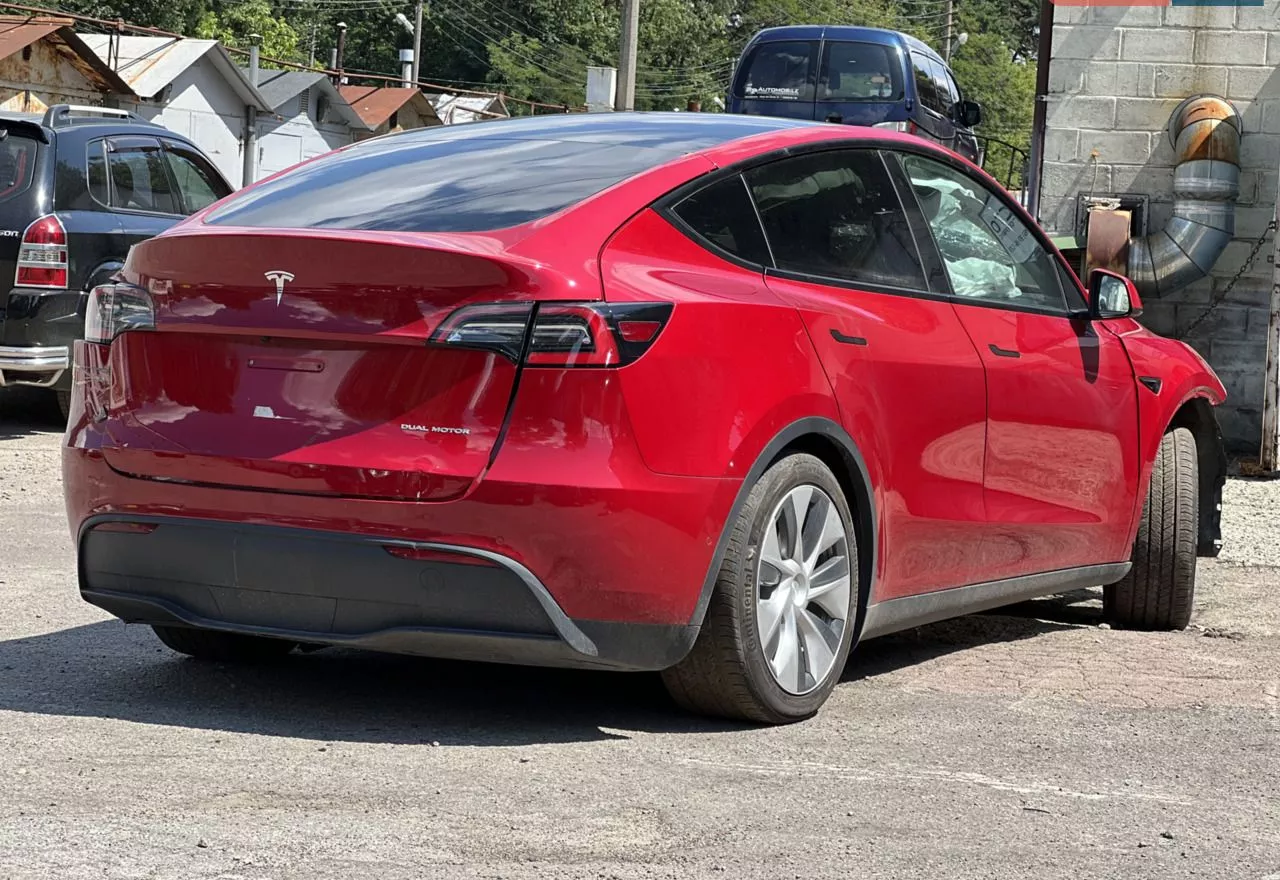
[755,484,852,695]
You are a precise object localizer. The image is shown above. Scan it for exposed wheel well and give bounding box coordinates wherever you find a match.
[1168,398,1227,557]
[772,433,877,620]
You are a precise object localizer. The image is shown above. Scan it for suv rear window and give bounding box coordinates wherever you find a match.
[736,40,818,102]
[205,133,679,233]
[0,132,37,205]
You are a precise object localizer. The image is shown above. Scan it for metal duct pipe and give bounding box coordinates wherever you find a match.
[1128,95,1242,298]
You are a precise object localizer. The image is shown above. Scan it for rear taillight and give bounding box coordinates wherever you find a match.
[873,120,919,136]
[15,214,68,289]
[85,282,155,344]
[431,302,672,367]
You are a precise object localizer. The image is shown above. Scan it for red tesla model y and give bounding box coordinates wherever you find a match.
[63,114,1227,723]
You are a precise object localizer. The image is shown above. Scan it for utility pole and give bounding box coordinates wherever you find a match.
[1261,205,1280,473]
[242,33,261,188]
[615,0,639,111]
[411,0,424,84]
[941,0,955,61]
[335,21,348,84]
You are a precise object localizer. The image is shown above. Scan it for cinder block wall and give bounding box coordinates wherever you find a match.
[1040,3,1280,450]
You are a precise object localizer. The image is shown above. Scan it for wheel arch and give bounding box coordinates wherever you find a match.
[689,417,878,633]
[1167,395,1227,557]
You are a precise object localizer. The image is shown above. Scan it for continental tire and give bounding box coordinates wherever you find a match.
[1104,427,1198,630]
[152,625,298,662]
[661,454,859,723]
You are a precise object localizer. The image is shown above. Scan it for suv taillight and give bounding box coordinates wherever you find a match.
[85,282,154,344]
[16,214,68,288]
[430,302,672,367]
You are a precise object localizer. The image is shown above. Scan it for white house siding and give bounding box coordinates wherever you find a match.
[256,86,353,179]
[117,55,246,189]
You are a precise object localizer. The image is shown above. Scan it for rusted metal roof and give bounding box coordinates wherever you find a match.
[339,85,441,129]
[0,16,134,96]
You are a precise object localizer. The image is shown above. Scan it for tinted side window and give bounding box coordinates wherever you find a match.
[929,58,959,115]
[745,150,926,291]
[86,139,109,205]
[670,175,771,266]
[819,41,904,102]
[107,137,178,214]
[911,53,946,115]
[737,40,818,102]
[900,153,1066,313]
[161,141,231,214]
[0,132,37,205]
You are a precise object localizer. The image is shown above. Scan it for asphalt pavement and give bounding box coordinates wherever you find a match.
[1,387,1276,880]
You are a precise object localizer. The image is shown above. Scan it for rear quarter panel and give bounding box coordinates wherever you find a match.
[600,207,841,480]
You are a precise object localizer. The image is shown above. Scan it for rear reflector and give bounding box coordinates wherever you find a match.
[617,320,662,343]
[383,545,499,567]
[15,214,68,289]
[92,522,158,534]
[431,302,672,368]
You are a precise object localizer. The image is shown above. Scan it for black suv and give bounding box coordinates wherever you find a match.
[0,104,232,415]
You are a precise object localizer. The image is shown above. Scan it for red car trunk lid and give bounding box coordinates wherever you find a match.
[98,229,589,501]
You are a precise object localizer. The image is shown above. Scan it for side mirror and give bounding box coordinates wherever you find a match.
[958,100,982,128]
[1089,269,1144,320]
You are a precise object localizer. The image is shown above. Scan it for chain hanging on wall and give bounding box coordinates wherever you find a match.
[1178,216,1278,341]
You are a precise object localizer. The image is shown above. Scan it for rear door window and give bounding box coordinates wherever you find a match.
[0,131,37,205]
[911,53,947,116]
[744,149,927,291]
[819,41,904,102]
[737,40,818,102]
[160,140,231,214]
[107,136,179,215]
[669,174,771,267]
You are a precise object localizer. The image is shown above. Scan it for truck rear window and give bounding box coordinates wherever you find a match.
[204,131,686,233]
[0,132,37,205]
[736,40,818,102]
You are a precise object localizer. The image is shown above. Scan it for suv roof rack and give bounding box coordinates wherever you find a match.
[41,104,154,129]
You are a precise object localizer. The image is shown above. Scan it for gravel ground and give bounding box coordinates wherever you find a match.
[0,386,1277,880]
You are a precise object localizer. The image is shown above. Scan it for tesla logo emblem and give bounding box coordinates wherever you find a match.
[264,270,295,305]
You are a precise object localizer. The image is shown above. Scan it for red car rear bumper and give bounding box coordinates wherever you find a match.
[63,370,743,671]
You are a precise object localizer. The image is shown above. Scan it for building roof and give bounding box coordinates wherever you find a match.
[80,34,268,109]
[250,69,326,109]
[0,16,134,96]
[242,68,370,131]
[427,92,506,125]
[339,85,441,128]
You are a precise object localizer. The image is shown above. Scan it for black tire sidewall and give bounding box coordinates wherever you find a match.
[731,454,859,720]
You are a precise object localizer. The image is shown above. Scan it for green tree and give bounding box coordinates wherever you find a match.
[194,0,300,62]
[948,32,1036,188]
[56,0,209,36]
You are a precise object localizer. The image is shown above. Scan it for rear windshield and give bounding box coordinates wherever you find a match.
[206,134,677,233]
[819,42,905,102]
[0,131,38,206]
[737,40,818,102]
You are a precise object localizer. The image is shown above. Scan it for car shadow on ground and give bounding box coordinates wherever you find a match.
[0,589,1105,745]
[845,588,1104,682]
[0,387,64,438]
